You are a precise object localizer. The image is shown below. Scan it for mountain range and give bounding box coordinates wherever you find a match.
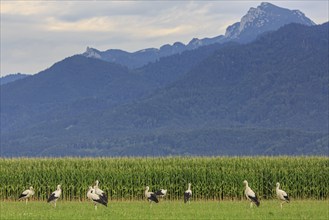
[0,2,317,82]
[1,2,328,157]
[82,2,315,69]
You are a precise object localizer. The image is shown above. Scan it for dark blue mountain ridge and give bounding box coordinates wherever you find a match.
[0,55,157,135]
[1,22,327,157]
[96,22,328,133]
[82,2,316,69]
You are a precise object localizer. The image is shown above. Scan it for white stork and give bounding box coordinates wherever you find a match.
[18,186,35,204]
[184,183,192,204]
[94,180,108,203]
[47,184,61,207]
[276,182,290,208]
[144,186,159,204]
[87,186,107,210]
[155,189,167,198]
[243,180,260,208]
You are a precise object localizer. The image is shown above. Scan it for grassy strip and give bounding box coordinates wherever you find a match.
[1,200,328,220]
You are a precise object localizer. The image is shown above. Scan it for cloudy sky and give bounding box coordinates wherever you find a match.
[1,1,328,76]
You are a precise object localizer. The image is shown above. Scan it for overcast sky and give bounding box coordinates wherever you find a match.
[1,1,328,76]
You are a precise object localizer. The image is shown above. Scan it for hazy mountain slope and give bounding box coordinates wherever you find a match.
[3,127,326,157]
[0,73,30,85]
[1,42,234,135]
[1,55,153,133]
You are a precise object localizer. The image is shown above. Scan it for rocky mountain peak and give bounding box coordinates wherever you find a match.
[224,2,315,42]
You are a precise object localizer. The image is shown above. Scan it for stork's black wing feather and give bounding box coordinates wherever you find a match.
[248,195,260,207]
[155,190,164,196]
[47,193,57,203]
[19,193,28,199]
[93,197,107,207]
[149,193,159,203]
[184,192,191,203]
[100,193,108,203]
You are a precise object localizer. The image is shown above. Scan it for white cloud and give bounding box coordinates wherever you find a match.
[44,16,115,32]
[1,1,51,15]
[1,1,328,76]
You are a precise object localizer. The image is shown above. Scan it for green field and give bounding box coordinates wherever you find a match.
[1,200,328,220]
[1,157,328,219]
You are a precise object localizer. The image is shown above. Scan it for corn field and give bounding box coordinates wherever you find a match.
[0,157,328,201]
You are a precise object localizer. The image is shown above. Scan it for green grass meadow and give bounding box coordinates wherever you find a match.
[1,200,328,220]
[1,157,328,219]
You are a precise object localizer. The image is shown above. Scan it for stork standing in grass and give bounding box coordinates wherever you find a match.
[47,185,61,207]
[184,183,192,204]
[243,180,260,208]
[145,186,159,204]
[87,186,107,210]
[18,186,35,204]
[276,182,290,208]
[155,189,167,198]
[94,180,108,203]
